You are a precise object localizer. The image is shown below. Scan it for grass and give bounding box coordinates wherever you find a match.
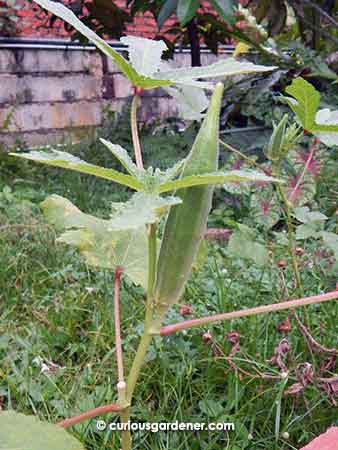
[0,116,337,449]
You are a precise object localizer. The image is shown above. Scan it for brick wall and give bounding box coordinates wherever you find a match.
[0,43,230,146]
[2,0,216,39]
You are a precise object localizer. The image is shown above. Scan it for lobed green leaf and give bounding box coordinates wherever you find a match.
[158,170,281,193]
[165,85,209,121]
[33,0,172,89]
[109,192,182,230]
[284,77,338,138]
[11,150,143,191]
[284,81,318,130]
[41,195,149,287]
[0,411,84,450]
[100,139,139,176]
[120,36,168,78]
[156,58,277,87]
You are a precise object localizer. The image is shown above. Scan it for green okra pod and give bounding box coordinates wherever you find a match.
[267,113,288,161]
[153,82,224,323]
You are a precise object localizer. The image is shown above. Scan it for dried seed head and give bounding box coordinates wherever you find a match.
[227,330,240,345]
[202,331,213,344]
[295,247,304,256]
[180,304,192,316]
[277,318,292,333]
[278,259,287,269]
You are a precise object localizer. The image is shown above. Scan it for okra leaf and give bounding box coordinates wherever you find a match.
[34,0,276,91]
[158,158,188,183]
[314,109,338,146]
[283,77,338,136]
[100,139,139,176]
[41,194,101,231]
[0,411,84,450]
[11,150,143,191]
[156,59,277,87]
[109,192,182,230]
[120,36,168,78]
[158,170,280,193]
[284,77,320,130]
[59,228,148,288]
[165,85,209,121]
[41,195,149,287]
[33,0,171,89]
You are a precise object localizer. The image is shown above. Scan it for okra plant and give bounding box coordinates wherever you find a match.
[2,1,338,449]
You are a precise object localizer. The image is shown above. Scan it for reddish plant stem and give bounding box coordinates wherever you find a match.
[204,228,232,241]
[114,267,125,383]
[288,138,319,204]
[292,311,338,355]
[160,290,338,336]
[58,403,122,428]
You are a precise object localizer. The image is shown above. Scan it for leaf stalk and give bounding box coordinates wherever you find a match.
[131,94,144,170]
[159,290,338,336]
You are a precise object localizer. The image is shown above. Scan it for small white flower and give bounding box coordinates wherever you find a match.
[32,356,65,374]
[85,286,96,294]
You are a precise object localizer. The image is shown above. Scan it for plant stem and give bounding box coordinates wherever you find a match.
[272,163,303,295]
[114,267,125,384]
[58,403,122,428]
[126,224,157,401]
[159,289,338,336]
[288,140,318,204]
[113,267,129,448]
[120,409,132,450]
[119,224,157,450]
[131,94,144,170]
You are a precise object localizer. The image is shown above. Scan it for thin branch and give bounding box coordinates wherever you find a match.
[58,403,122,428]
[114,267,125,383]
[131,94,144,170]
[272,163,303,295]
[292,312,338,356]
[219,139,270,174]
[160,290,338,336]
